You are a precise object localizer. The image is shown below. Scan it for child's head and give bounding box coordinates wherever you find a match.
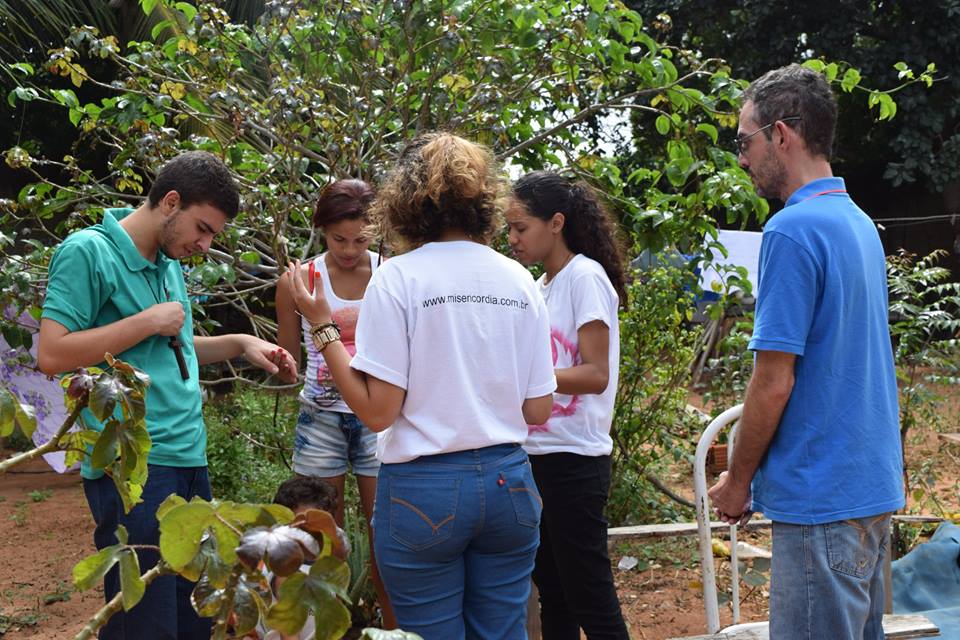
[313,179,375,270]
[368,132,507,251]
[507,171,628,305]
[273,475,339,516]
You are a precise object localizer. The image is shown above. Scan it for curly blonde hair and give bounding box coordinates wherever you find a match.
[368,132,507,251]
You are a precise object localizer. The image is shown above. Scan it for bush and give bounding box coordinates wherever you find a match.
[204,387,299,504]
[608,263,702,525]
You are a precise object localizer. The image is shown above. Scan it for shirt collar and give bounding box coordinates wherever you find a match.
[784,177,847,208]
[102,208,171,273]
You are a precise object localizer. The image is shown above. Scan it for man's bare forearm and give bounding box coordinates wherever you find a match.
[727,352,796,487]
[38,315,156,375]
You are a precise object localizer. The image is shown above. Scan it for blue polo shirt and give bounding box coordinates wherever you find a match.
[748,177,904,524]
[41,208,206,478]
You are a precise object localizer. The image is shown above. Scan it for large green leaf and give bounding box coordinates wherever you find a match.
[158,501,215,570]
[74,544,123,590]
[0,388,37,439]
[89,418,120,469]
[266,557,351,640]
[118,549,146,610]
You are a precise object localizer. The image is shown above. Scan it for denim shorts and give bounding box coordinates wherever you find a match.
[292,405,380,477]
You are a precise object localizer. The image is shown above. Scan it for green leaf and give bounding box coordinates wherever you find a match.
[118,550,145,610]
[141,0,160,17]
[588,0,605,12]
[655,115,670,135]
[73,544,123,590]
[8,86,39,108]
[840,68,861,92]
[239,251,260,265]
[157,494,187,521]
[307,555,350,595]
[824,62,838,82]
[14,399,37,439]
[10,62,34,76]
[696,123,718,144]
[90,419,119,469]
[751,557,771,573]
[743,569,768,587]
[51,89,79,108]
[878,93,897,120]
[159,502,215,570]
[89,375,121,421]
[267,556,351,639]
[69,107,83,127]
[175,2,197,22]
[266,573,310,634]
[0,389,15,438]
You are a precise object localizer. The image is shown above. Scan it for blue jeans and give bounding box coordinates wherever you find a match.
[770,514,891,640]
[373,444,541,640]
[83,465,212,640]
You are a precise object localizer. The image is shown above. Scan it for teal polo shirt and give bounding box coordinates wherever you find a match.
[42,208,206,478]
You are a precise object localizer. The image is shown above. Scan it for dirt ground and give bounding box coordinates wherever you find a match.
[0,401,957,639]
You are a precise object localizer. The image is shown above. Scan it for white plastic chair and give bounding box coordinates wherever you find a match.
[692,404,767,635]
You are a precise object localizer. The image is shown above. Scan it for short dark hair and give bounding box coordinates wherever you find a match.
[743,63,837,160]
[273,476,338,513]
[147,151,240,218]
[312,179,374,228]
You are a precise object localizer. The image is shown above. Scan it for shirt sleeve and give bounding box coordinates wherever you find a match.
[41,239,106,332]
[526,294,558,399]
[748,231,820,355]
[571,270,616,331]
[350,277,410,390]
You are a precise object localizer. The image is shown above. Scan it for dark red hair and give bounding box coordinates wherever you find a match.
[312,179,374,228]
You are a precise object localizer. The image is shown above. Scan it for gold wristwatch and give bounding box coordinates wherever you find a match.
[310,322,341,352]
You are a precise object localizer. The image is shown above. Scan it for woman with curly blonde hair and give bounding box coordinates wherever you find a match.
[284,132,556,639]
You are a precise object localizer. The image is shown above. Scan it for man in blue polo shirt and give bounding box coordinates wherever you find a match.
[37,151,296,639]
[708,65,904,639]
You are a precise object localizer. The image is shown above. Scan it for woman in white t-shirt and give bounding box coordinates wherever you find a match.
[506,171,630,639]
[283,133,556,639]
[274,179,395,628]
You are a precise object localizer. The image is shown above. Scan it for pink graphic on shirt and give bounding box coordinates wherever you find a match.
[528,327,581,434]
[317,306,360,385]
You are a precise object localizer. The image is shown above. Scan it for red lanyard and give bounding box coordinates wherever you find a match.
[800,188,846,202]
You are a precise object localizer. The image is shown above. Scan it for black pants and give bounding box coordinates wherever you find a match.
[530,453,629,640]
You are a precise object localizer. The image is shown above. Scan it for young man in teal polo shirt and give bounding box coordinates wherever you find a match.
[708,65,904,639]
[38,151,296,639]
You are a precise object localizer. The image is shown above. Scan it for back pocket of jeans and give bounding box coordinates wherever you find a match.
[389,475,460,551]
[505,464,542,528]
[825,519,882,579]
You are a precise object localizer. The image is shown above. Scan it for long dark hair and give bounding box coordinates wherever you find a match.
[512,171,627,306]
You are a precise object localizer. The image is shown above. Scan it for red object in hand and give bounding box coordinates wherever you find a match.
[308,261,315,294]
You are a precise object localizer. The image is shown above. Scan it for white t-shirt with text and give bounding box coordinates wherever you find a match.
[524,254,620,457]
[350,241,557,464]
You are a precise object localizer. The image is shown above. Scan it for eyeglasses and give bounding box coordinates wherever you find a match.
[735,116,802,155]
